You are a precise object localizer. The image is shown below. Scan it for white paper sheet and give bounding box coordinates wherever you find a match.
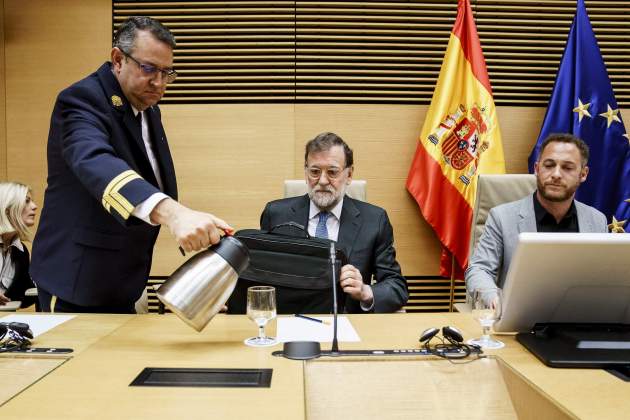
[0,314,75,337]
[276,316,360,343]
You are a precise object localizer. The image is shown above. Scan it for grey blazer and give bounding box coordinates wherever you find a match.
[465,195,608,294]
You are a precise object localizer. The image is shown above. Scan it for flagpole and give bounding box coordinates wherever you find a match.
[449,254,455,312]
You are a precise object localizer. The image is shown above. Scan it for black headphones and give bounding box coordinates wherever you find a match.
[419,326,482,361]
[0,322,33,352]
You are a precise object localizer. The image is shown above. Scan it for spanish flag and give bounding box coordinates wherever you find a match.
[406,0,505,278]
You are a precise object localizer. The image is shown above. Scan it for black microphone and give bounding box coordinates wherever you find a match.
[274,240,341,360]
[329,242,340,354]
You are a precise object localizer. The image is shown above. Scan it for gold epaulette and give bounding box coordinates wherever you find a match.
[102,170,142,220]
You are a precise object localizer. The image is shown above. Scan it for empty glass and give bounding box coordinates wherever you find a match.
[467,288,505,349]
[244,286,277,347]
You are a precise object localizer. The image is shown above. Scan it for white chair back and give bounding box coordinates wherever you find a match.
[468,174,537,256]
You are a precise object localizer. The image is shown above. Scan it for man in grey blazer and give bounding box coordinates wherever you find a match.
[466,133,608,295]
[260,132,408,313]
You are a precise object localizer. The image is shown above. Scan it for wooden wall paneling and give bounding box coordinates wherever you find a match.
[151,104,296,275]
[112,0,630,106]
[497,106,630,174]
[293,104,442,276]
[151,102,560,285]
[4,0,111,206]
[0,0,6,181]
[6,1,626,308]
[477,0,630,106]
[496,106,547,174]
[114,1,298,103]
[290,104,556,277]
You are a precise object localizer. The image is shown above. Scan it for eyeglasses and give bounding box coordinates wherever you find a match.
[305,166,346,180]
[121,50,177,84]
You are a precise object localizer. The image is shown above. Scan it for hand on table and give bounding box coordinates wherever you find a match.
[0,293,10,305]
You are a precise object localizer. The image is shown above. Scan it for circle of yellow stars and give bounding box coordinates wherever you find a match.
[573,98,627,140]
[573,99,629,233]
[573,99,591,122]
[608,216,627,233]
[599,104,621,128]
[607,199,630,233]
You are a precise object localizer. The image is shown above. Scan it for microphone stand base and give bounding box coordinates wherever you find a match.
[276,341,322,360]
[274,347,484,359]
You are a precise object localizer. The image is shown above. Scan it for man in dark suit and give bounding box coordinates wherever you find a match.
[260,133,408,313]
[31,17,232,313]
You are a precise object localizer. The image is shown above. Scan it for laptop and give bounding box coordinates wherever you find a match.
[494,232,630,333]
[493,233,630,370]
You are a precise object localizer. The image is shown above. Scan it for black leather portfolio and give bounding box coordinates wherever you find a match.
[228,222,347,314]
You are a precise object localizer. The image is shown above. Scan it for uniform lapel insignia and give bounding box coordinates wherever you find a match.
[111,95,123,107]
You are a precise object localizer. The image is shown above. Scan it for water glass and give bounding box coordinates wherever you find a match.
[244,286,277,347]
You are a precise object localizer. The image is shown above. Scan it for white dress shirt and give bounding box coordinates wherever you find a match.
[130,107,169,225]
[0,236,23,294]
[307,198,344,240]
[307,197,374,311]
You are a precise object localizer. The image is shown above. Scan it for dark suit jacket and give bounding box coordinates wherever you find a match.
[260,195,408,313]
[4,245,37,308]
[31,62,178,307]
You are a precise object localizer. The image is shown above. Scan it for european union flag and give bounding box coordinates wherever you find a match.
[528,0,630,229]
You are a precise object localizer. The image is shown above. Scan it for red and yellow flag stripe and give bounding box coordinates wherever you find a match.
[406,0,505,277]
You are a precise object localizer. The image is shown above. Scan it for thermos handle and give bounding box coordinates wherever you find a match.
[178,232,232,256]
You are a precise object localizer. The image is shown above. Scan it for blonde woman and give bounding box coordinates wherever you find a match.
[0,182,38,308]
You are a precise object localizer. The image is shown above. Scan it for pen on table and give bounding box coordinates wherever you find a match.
[295,314,330,325]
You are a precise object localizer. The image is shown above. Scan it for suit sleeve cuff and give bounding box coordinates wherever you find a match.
[132,193,170,225]
[359,286,375,312]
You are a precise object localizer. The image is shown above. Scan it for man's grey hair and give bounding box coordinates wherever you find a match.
[113,16,176,53]
[304,132,354,168]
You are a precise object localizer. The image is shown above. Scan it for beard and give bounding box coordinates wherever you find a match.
[308,183,347,211]
[537,178,580,203]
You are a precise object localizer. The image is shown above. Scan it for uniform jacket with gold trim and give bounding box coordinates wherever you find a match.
[31,62,177,307]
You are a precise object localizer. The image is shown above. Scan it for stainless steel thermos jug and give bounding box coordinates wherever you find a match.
[156,236,249,331]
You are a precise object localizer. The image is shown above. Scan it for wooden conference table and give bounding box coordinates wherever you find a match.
[0,313,628,419]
